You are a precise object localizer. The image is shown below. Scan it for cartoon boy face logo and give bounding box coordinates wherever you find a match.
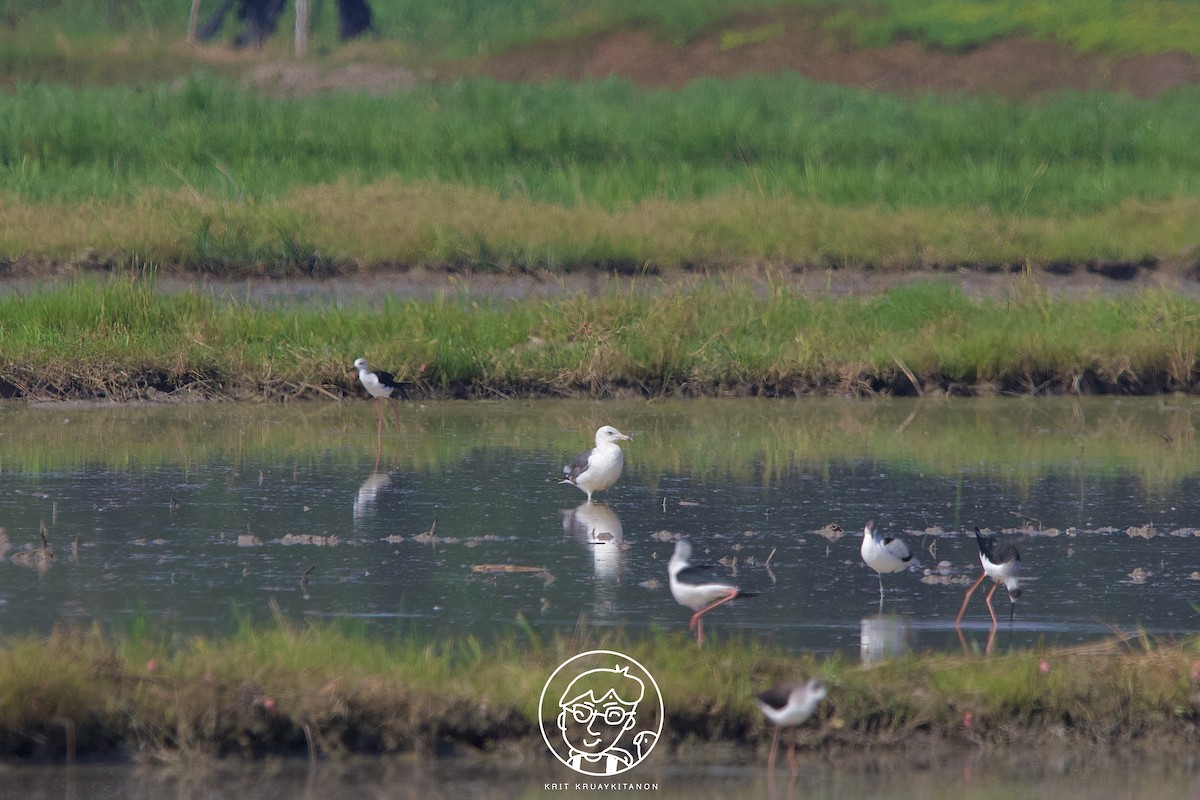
[540,650,662,776]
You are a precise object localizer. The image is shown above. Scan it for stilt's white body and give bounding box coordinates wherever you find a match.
[860,519,911,603]
[666,537,752,644]
[755,677,828,774]
[980,543,1022,598]
[562,425,631,503]
[668,538,738,611]
[956,527,1023,627]
[353,357,401,400]
[860,520,911,576]
[755,678,828,728]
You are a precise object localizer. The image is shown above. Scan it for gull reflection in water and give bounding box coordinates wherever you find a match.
[562,502,625,583]
[859,614,910,664]
[353,472,392,520]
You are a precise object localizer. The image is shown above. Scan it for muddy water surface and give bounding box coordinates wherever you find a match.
[0,397,1197,657]
[1,747,1197,799]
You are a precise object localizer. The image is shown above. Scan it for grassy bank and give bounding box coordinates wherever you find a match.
[1,3,1198,274]
[1,277,1198,401]
[0,619,1196,760]
[2,74,1198,272]
[6,77,1199,211]
[5,184,1200,277]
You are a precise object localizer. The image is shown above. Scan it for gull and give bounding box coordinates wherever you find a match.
[561,425,632,503]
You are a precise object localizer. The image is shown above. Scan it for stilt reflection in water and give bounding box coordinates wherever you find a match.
[859,614,910,664]
[353,472,392,521]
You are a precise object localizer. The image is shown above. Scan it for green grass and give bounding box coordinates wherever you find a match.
[829,0,1200,56]
[1,74,1199,271]
[0,619,1196,759]
[0,4,1197,271]
[3,75,1198,213]
[1,277,1198,406]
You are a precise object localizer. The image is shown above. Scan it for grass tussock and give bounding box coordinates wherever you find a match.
[0,619,1196,760]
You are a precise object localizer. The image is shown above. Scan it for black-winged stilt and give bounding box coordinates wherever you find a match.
[353,357,404,402]
[754,677,827,774]
[561,426,632,503]
[353,357,404,465]
[955,527,1022,627]
[859,519,912,605]
[667,537,755,645]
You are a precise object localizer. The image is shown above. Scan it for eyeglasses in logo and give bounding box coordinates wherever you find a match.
[539,649,663,776]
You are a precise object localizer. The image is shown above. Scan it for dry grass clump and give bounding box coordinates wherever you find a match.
[5,186,1200,275]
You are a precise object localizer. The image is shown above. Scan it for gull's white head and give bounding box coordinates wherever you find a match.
[595,425,632,446]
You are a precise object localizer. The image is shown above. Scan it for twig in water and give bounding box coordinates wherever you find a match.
[891,355,924,397]
[472,564,548,574]
[302,720,318,764]
[1010,511,1042,531]
[300,565,315,594]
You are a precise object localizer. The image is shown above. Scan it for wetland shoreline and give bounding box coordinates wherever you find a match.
[2,271,1199,402]
[3,1,1199,777]
[0,624,1196,763]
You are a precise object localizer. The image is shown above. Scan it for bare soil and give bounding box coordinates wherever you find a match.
[462,7,1200,98]
[258,6,1200,99]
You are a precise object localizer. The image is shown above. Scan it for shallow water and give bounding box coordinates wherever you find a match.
[0,397,1198,657]
[0,747,1198,800]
